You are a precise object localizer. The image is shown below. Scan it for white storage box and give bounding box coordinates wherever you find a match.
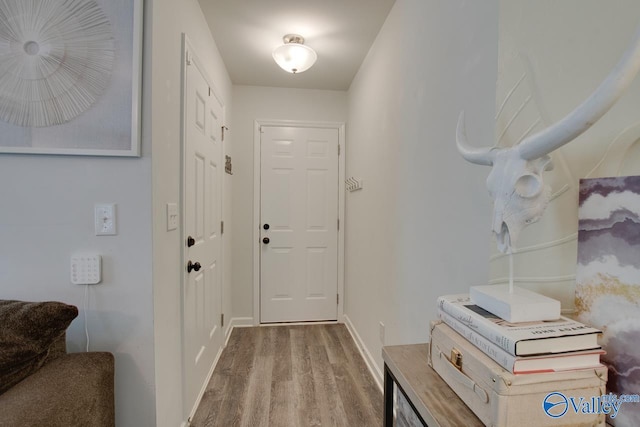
[428,321,607,427]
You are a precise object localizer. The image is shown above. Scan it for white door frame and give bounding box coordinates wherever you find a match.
[253,119,345,325]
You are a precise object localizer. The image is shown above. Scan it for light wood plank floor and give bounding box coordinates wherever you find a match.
[190,324,383,427]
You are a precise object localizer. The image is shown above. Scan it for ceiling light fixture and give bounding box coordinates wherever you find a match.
[272,34,317,74]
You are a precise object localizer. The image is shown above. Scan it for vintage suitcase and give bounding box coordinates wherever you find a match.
[428,321,607,427]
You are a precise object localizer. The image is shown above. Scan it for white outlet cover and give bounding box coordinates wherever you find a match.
[95,203,117,236]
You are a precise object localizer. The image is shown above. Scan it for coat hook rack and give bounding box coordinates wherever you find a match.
[345,177,363,192]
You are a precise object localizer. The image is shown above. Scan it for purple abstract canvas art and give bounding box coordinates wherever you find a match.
[576,175,640,427]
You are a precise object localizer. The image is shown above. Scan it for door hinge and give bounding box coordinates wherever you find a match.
[208,87,211,96]
[337,294,339,305]
[221,313,225,327]
[186,51,192,66]
[221,220,224,234]
[337,218,340,231]
[222,126,228,141]
[338,144,341,156]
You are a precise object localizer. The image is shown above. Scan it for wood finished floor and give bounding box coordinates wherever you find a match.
[190,324,383,427]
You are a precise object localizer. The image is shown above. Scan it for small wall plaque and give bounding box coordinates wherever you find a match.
[225,155,233,175]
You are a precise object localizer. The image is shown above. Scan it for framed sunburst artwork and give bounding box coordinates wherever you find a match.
[0,0,142,156]
[576,175,640,426]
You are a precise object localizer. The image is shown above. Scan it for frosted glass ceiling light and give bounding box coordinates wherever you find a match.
[272,34,317,74]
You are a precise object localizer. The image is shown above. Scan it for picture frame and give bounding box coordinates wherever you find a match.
[0,0,143,157]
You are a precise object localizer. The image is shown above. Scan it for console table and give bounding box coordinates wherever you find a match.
[382,344,483,426]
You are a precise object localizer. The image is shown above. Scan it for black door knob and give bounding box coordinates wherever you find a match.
[187,261,201,273]
[263,224,270,230]
[187,236,195,247]
[262,237,270,244]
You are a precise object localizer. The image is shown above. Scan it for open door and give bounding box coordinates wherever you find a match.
[181,38,224,419]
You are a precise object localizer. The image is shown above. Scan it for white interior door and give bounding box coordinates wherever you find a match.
[260,125,339,323]
[182,46,223,416]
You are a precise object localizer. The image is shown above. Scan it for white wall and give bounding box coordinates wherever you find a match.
[230,86,347,320]
[150,0,233,425]
[491,0,640,309]
[0,161,155,426]
[345,0,498,375]
[0,0,233,425]
[0,6,154,427]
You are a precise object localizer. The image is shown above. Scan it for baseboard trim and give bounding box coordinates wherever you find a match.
[343,314,383,392]
[259,320,339,327]
[227,317,254,332]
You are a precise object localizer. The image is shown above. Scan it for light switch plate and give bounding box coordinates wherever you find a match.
[71,254,102,285]
[95,204,117,236]
[167,203,178,231]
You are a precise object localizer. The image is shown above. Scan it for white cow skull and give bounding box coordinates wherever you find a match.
[457,25,640,254]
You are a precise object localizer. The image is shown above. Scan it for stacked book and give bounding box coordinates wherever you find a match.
[437,294,603,374]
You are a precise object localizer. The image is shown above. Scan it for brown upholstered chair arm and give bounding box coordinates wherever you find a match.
[0,352,115,427]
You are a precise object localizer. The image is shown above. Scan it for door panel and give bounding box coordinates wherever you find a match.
[260,126,339,323]
[182,48,223,417]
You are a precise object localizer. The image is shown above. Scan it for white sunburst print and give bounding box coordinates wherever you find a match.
[0,0,114,127]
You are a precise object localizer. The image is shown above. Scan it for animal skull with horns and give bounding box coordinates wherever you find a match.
[457,25,640,254]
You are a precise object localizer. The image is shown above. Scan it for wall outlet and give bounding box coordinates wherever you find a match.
[379,322,385,345]
[95,204,117,236]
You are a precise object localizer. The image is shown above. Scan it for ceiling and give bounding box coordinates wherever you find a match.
[198,0,396,91]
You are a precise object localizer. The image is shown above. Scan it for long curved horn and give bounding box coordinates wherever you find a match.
[456,111,496,166]
[519,24,640,161]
